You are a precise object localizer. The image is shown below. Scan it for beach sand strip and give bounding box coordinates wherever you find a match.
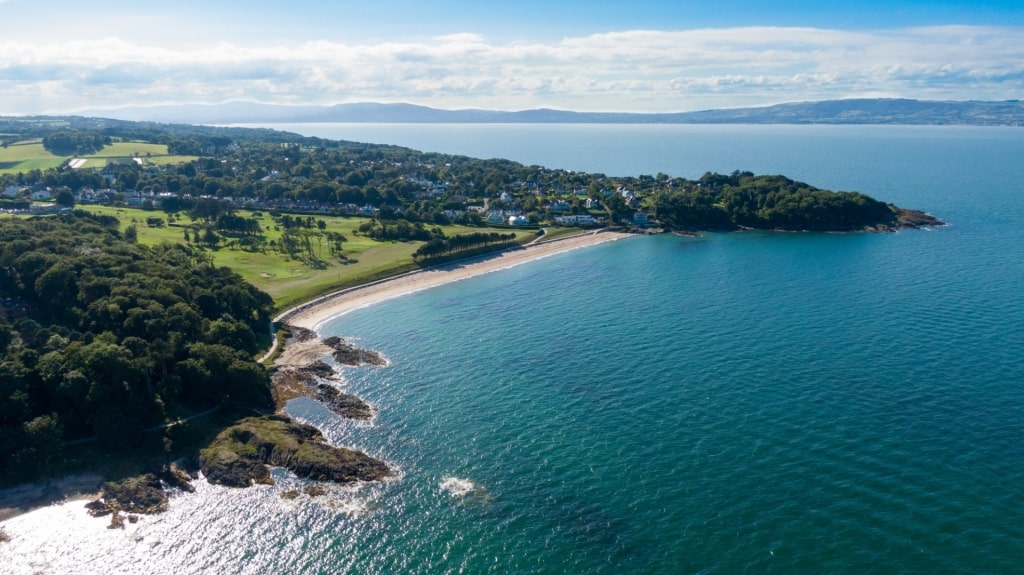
[281,230,632,333]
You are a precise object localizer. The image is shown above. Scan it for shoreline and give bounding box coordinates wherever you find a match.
[0,230,630,522]
[280,229,633,335]
[0,473,103,522]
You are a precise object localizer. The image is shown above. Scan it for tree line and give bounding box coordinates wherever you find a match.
[0,212,275,482]
[413,232,519,261]
[649,171,898,231]
[42,131,111,156]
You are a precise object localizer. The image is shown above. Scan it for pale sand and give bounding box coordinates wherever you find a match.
[0,473,103,522]
[280,230,632,336]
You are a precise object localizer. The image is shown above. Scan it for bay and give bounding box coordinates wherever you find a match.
[5,124,1023,574]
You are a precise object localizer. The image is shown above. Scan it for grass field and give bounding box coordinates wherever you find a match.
[0,141,198,174]
[88,141,171,158]
[81,206,537,311]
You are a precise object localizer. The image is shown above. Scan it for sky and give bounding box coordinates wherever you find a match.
[1,0,1022,115]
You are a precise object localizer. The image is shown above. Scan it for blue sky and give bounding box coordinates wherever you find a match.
[1,0,1022,114]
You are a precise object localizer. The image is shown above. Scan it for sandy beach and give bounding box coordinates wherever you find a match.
[273,230,631,364]
[0,473,103,522]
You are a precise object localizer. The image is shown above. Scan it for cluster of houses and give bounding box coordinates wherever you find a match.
[2,176,653,227]
[3,185,55,202]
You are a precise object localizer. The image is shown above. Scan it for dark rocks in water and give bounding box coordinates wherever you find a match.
[84,498,111,517]
[270,361,374,420]
[299,360,336,378]
[316,383,374,420]
[290,326,320,343]
[895,208,946,228]
[199,415,391,488]
[157,462,196,493]
[322,336,386,366]
[303,485,327,497]
[87,473,168,517]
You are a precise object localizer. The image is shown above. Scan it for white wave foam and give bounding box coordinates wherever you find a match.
[439,476,477,497]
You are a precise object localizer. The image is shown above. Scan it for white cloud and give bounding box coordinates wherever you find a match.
[1,25,1022,114]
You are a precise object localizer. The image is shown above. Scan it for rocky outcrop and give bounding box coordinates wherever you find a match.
[316,383,374,420]
[322,336,387,366]
[199,415,391,488]
[156,462,197,493]
[894,208,945,229]
[86,473,168,517]
[270,361,375,420]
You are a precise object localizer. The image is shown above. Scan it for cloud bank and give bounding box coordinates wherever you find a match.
[1,25,1021,114]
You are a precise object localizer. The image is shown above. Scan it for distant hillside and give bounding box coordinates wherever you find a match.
[78,99,1024,126]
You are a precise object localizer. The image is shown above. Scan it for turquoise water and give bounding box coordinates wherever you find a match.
[5,125,1024,574]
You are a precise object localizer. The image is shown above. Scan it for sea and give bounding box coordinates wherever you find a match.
[3,124,1023,574]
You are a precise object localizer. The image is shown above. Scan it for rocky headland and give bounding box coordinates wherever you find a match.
[270,327,384,420]
[198,415,391,488]
[74,328,391,524]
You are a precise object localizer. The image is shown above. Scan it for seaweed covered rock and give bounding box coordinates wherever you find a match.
[199,415,391,488]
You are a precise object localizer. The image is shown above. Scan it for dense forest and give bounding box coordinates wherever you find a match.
[649,171,897,231]
[0,212,274,482]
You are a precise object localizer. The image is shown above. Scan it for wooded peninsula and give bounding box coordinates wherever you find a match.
[0,116,942,504]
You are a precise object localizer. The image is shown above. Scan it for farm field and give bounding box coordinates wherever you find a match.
[0,142,64,173]
[0,140,198,174]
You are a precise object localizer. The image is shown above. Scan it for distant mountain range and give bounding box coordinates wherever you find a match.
[78,99,1024,126]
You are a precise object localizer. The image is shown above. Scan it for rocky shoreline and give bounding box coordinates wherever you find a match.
[4,233,630,525]
[269,328,384,420]
[199,415,392,488]
[73,328,391,526]
[84,464,195,528]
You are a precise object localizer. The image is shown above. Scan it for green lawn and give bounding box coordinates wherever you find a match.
[88,141,171,158]
[0,142,60,161]
[80,206,536,311]
[0,158,66,174]
[148,155,201,166]
[0,143,65,174]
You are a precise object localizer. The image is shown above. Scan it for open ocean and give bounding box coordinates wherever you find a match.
[4,124,1024,574]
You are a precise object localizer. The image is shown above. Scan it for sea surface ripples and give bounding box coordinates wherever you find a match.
[4,125,1023,574]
